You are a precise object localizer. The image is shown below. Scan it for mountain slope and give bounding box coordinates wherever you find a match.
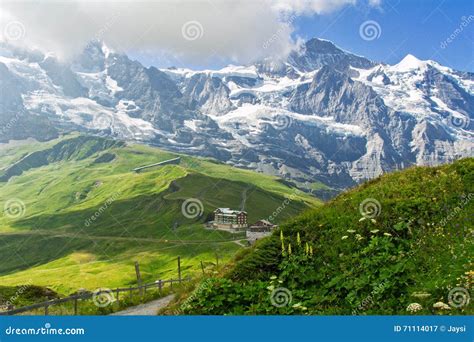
[175,158,473,315]
[0,38,472,193]
[0,134,319,294]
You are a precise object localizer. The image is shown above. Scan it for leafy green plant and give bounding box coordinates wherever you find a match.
[179,159,473,315]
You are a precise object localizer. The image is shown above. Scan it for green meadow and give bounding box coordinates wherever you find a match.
[175,158,473,315]
[0,134,320,297]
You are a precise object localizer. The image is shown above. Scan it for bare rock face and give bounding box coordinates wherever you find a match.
[0,38,472,194]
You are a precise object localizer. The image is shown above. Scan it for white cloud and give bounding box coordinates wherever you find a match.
[368,0,382,6]
[0,0,380,64]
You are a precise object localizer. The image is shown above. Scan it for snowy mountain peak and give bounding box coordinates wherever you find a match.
[304,37,340,53]
[0,38,472,194]
[287,37,375,72]
[395,54,428,71]
[69,40,120,74]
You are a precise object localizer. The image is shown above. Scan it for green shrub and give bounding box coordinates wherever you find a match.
[180,159,474,315]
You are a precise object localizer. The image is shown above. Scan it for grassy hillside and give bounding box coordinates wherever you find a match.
[0,134,320,296]
[175,159,473,315]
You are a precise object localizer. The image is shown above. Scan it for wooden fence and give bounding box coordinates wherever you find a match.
[0,276,191,316]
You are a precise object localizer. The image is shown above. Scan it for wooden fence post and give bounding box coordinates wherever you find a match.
[200,260,205,275]
[158,280,162,295]
[1,276,194,317]
[135,261,143,297]
[178,256,182,284]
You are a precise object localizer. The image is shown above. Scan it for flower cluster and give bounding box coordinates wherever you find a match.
[406,303,423,313]
[280,231,313,257]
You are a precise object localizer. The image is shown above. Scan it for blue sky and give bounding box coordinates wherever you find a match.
[129,0,473,71]
[5,0,469,71]
[293,0,474,71]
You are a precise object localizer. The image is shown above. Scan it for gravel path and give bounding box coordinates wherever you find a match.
[110,294,175,316]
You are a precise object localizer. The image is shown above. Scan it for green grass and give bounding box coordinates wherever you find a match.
[0,134,320,297]
[177,158,473,315]
[0,284,58,310]
[0,281,180,315]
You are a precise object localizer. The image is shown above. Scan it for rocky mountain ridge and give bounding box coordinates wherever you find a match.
[0,38,472,194]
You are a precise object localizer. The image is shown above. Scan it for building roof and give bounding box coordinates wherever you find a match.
[132,157,181,172]
[254,219,274,226]
[215,208,247,214]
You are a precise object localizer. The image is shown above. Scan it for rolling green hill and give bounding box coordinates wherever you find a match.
[175,158,473,315]
[0,134,320,295]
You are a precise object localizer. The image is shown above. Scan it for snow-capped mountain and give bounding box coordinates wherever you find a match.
[0,38,472,195]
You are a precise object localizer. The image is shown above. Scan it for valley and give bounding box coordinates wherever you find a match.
[0,134,319,296]
[172,158,473,315]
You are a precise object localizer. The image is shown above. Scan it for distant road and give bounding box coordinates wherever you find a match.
[0,230,243,245]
